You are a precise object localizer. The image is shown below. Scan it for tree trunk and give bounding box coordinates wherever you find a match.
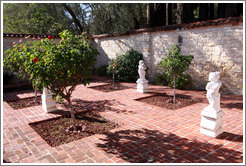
[112,72,115,90]
[183,3,194,23]
[62,3,84,34]
[173,77,176,104]
[225,3,233,18]
[138,4,144,27]
[217,3,226,18]
[35,86,37,104]
[147,3,155,27]
[155,3,166,27]
[209,3,214,20]
[236,3,243,16]
[177,3,183,24]
[166,3,172,26]
[68,99,76,131]
[199,3,209,21]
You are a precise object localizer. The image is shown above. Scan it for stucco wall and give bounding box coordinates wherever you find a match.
[93,22,243,95]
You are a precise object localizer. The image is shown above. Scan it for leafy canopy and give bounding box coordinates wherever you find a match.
[159,44,193,103]
[159,44,193,80]
[4,30,98,101]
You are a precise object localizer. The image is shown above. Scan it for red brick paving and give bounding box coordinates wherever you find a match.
[2,81,244,163]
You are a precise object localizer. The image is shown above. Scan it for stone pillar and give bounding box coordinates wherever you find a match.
[42,87,57,113]
[136,79,148,93]
[200,72,224,137]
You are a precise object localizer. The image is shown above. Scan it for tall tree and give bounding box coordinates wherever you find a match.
[166,3,172,25]
[209,3,214,20]
[154,3,166,27]
[62,3,84,34]
[147,3,155,27]
[224,3,233,18]
[183,3,194,23]
[217,3,226,18]
[3,3,77,34]
[236,3,243,16]
[199,3,208,21]
[177,3,183,24]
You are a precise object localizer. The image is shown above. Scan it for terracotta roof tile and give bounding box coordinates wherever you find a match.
[3,33,60,38]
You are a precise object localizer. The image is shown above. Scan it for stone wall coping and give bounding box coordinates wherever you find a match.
[92,16,243,39]
[3,33,60,38]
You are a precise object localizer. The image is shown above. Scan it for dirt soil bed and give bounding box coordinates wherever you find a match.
[7,96,42,109]
[136,93,203,110]
[29,110,120,147]
[89,83,132,92]
[3,84,35,93]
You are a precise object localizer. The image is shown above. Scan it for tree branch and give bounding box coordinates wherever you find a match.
[62,3,84,34]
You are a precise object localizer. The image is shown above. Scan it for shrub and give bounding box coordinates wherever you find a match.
[153,72,169,86]
[4,30,98,130]
[167,73,192,89]
[95,65,108,76]
[159,44,194,103]
[107,49,143,82]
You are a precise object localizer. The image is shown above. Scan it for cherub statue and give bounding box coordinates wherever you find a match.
[138,60,146,80]
[206,72,222,111]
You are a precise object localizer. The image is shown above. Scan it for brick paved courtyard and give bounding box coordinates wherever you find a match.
[2,80,244,163]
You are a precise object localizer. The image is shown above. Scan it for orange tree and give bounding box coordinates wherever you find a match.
[4,30,98,130]
[159,44,193,104]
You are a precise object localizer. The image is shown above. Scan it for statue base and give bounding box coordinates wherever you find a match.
[136,79,148,93]
[200,108,224,138]
[42,88,57,113]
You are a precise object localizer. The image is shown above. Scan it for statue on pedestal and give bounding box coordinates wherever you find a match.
[200,71,224,138]
[205,71,222,112]
[138,60,147,80]
[136,60,148,93]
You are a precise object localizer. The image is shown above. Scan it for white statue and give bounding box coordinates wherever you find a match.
[200,71,224,138]
[136,60,148,93]
[205,72,222,112]
[138,60,147,80]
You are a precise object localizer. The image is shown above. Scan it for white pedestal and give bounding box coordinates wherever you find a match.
[136,79,148,93]
[42,87,57,113]
[200,107,224,137]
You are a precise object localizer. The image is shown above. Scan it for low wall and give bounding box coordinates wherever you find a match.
[92,17,243,95]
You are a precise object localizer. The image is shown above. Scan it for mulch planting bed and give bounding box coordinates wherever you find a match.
[89,83,132,92]
[3,84,35,93]
[7,96,42,109]
[136,93,203,110]
[29,110,120,147]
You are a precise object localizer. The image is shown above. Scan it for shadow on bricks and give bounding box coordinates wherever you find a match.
[96,128,243,163]
[57,98,137,114]
[216,132,243,142]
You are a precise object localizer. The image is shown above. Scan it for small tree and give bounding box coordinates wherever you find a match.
[4,30,98,131]
[107,60,119,90]
[159,44,194,103]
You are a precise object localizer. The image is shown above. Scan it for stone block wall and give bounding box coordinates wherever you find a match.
[92,18,243,95]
